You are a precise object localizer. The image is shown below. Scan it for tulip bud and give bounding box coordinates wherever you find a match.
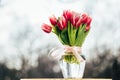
[58,20,63,30]
[58,16,67,30]
[71,15,80,27]
[86,17,92,26]
[49,15,57,26]
[41,23,52,33]
[63,10,73,21]
[71,15,76,26]
[75,16,80,23]
[81,13,88,24]
[85,25,90,31]
[76,18,82,28]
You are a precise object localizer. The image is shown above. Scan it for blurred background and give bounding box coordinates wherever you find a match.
[0,0,120,80]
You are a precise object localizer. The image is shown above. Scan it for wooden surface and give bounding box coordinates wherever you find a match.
[21,78,111,80]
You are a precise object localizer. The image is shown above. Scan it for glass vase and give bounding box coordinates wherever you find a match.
[59,55,86,78]
[49,47,86,78]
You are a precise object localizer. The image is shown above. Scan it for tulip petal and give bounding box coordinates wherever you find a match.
[41,23,52,33]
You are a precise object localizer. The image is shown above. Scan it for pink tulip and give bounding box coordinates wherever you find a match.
[41,23,52,33]
[49,15,57,26]
[58,16,67,30]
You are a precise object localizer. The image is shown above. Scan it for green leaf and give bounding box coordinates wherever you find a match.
[60,27,69,45]
[75,24,90,46]
[58,33,65,44]
[71,24,77,46]
[75,24,85,46]
[79,29,90,46]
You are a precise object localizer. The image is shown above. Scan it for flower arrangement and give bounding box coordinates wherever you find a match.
[41,10,92,64]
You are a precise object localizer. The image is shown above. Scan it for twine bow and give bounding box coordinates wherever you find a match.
[49,45,84,62]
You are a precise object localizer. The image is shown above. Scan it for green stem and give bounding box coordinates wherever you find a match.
[68,21,72,46]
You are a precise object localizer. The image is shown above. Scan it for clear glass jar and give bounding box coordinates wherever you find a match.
[49,46,86,78]
[59,54,86,78]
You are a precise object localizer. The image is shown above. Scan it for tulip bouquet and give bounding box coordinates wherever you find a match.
[42,10,92,64]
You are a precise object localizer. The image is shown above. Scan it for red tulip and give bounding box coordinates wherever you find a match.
[85,25,90,31]
[71,14,80,27]
[58,16,67,30]
[81,13,88,24]
[86,17,92,26]
[41,23,52,33]
[49,15,57,26]
[76,18,82,28]
[63,10,73,21]
[75,16,80,23]
[71,15,75,26]
[62,16,67,28]
[86,17,92,31]
[58,20,63,30]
